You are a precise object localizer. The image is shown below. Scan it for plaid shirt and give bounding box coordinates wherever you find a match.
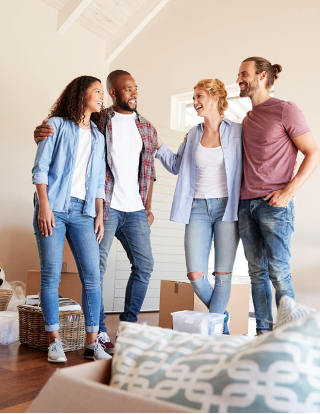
[102,106,157,219]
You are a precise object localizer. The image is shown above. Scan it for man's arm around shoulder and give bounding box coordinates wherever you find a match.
[34,118,54,145]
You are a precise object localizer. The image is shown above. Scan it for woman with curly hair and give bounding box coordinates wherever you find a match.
[32,76,110,363]
[156,79,243,334]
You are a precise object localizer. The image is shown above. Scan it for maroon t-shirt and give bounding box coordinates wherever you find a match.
[241,98,310,199]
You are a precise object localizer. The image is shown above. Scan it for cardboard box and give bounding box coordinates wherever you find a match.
[26,270,82,306]
[28,360,194,413]
[159,280,250,335]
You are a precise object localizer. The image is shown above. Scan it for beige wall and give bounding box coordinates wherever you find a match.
[110,0,320,307]
[1,0,319,307]
[0,0,108,283]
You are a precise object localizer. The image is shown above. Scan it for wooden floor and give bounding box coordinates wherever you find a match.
[0,312,159,413]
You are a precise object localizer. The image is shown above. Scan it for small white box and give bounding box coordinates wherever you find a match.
[171,310,224,335]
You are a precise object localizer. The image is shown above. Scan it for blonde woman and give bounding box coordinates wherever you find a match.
[156,79,242,334]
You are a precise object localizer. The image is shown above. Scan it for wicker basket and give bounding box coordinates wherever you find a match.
[0,289,13,311]
[18,305,86,352]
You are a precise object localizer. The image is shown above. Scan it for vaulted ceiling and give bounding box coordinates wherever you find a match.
[42,0,169,62]
[43,0,146,42]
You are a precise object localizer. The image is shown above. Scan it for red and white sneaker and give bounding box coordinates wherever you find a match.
[97,332,115,355]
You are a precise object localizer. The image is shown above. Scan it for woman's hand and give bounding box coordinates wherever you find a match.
[156,136,163,150]
[94,214,104,244]
[38,202,55,237]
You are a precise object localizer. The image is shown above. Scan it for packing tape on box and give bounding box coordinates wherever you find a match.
[174,281,182,294]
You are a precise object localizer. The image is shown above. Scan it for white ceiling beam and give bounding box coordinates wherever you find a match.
[57,0,93,35]
[105,0,170,63]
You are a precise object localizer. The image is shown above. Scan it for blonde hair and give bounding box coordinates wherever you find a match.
[194,78,228,117]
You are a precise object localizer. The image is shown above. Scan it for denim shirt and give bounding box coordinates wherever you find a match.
[32,117,106,218]
[155,119,243,224]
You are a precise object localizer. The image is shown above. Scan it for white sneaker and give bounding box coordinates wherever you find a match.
[48,338,67,363]
[83,339,112,360]
[97,332,115,355]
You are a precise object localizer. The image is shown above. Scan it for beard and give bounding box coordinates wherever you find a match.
[115,96,137,112]
[239,75,259,98]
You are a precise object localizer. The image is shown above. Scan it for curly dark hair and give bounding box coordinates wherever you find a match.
[48,76,105,132]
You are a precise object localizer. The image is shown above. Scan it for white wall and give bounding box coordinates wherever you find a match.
[0,0,108,283]
[1,0,319,310]
[110,0,320,308]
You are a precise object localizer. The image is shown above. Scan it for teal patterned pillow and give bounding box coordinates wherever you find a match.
[275,295,316,328]
[110,312,320,413]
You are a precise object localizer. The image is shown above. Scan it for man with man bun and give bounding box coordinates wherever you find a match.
[237,57,320,335]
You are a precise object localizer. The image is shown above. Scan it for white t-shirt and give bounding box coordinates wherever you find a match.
[71,125,92,200]
[194,143,228,199]
[110,111,144,212]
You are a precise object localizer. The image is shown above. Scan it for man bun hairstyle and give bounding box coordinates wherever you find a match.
[107,69,131,91]
[243,57,282,89]
[194,78,228,118]
[272,63,283,79]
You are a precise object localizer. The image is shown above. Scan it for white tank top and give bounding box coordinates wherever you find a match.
[70,124,92,200]
[194,143,228,199]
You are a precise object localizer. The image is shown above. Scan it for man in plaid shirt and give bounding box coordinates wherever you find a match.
[34,70,158,354]
[97,70,157,352]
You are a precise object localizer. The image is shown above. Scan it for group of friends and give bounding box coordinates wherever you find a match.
[32,56,320,363]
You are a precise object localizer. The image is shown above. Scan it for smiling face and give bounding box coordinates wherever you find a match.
[110,75,138,113]
[193,87,219,118]
[85,81,104,113]
[236,61,261,98]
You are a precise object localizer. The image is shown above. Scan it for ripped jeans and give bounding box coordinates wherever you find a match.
[184,198,239,314]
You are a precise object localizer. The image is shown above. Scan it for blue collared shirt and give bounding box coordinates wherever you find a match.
[155,119,243,224]
[32,117,106,218]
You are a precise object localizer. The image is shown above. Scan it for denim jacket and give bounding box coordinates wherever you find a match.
[155,119,243,224]
[32,117,106,218]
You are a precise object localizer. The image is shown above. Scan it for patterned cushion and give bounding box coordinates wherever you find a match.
[111,309,320,412]
[275,295,316,328]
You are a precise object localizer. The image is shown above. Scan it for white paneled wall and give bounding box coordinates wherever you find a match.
[110,126,187,312]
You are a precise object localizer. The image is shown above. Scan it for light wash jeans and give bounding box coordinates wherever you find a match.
[34,197,101,333]
[239,198,295,332]
[99,208,154,331]
[185,198,239,314]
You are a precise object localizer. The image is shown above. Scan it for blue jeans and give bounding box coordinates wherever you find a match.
[33,197,101,333]
[239,198,295,331]
[99,208,153,331]
[185,198,239,314]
